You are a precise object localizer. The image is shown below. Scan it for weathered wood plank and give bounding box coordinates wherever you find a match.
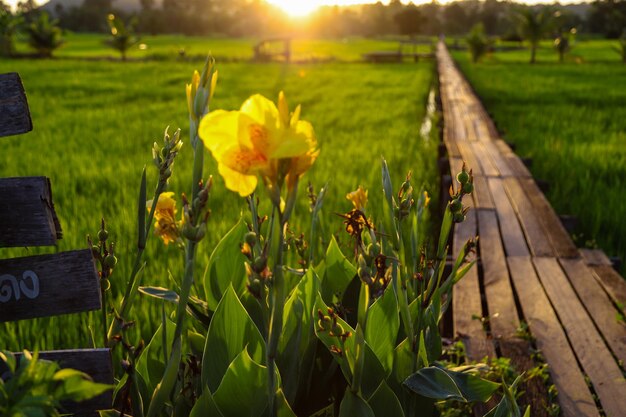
[580,248,612,266]
[590,265,626,309]
[507,257,599,417]
[471,175,495,210]
[502,177,554,257]
[453,206,495,360]
[0,177,62,247]
[0,73,33,138]
[470,141,499,177]
[560,258,626,366]
[1,349,114,414]
[456,140,483,176]
[0,249,101,322]
[533,257,626,417]
[482,140,515,177]
[477,209,548,417]
[487,178,530,257]
[518,178,578,258]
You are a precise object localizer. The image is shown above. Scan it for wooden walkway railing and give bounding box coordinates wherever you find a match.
[438,42,626,417]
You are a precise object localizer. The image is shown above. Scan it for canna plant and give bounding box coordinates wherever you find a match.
[99,57,528,417]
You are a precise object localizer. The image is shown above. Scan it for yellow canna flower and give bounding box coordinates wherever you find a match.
[346,186,368,211]
[147,192,181,245]
[199,91,317,197]
[186,70,201,119]
[423,191,431,208]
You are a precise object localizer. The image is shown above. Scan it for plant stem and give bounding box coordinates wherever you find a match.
[266,220,285,416]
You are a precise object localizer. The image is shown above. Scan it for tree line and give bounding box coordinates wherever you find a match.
[1,0,625,40]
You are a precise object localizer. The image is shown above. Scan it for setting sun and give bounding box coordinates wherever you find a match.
[266,0,379,17]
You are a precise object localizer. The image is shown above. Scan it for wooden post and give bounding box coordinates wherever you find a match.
[0,73,32,138]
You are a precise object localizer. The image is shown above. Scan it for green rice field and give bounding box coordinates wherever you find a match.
[0,38,436,351]
[452,39,626,272]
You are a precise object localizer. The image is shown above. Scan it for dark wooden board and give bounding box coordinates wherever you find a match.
[452,207,495,360]
[0,73,33,138]
[560,258,626,366]
[0,249,101,322]
[502,177,554,257]
[1,349,114,414]
[477,209,548,416]
[580,248,612,266]
[0,177,62,247]
[487,178,530,257]
[591,265,626,309]
[507,257,599,417]
[518,178,578,258]
[533,257,626,417]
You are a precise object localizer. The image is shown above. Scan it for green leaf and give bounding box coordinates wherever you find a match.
[418,331,429,369]
[146,337,182,417]
[139,286,179,303]
[137,166,147,249]
[204,218,248,310]
[321,237,357,303]
[392,338,414,389]
[135,318,176,393]
[213,350,268,417]
[339,389,375,417]
[202,285,266,392]
[276,389,297,417]
[190,388,223,417]
[368,380,405,417]
[404,366,500,403]
[278,268,319,403]
[403,366,464,401]
[365,285,399,374]
[188,331,205,357]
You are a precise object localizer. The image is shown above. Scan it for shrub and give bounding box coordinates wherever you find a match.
[466,23,489,63]
[0,8,22,57]
[24,11,63,58]
[104,14,140,61]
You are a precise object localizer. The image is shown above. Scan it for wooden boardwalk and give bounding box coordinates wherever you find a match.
[438,42,626,417]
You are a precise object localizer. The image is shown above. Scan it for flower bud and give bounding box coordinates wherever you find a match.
[449,198,462,213]
[456,170,470,185]
[244,232,257,247]
[252,257,267,274]
[462,182,474,194]
[453,212,466,223]
[98,229,109,241]
[104,254,118,268]
[366,243,381,258]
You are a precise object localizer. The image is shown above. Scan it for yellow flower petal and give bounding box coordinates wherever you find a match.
[241,94,280,130]
[218,163,258,197]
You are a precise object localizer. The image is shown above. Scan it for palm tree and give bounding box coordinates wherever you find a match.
[24,12,63,58]
[514,7,554,64]
[105,14,140,61]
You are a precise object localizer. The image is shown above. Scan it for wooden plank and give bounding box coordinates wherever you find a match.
[0,349,114,414]
[470,141,499,177]
[580,249,612,266]
[0,249,101,322]
[560,258,626,366]
[533,257,626,417]
[487,178,530,257]
[0,73,33,138]
[518,178,578,258]
[0,177,62,247]
[507,257,599,417]
[452,207,495,360]
[478,209,548,416]
[591,265,626,308]
[502,177,554,257]
[456,140,483,176]
[471,175,495,210]
[482,140,515,177]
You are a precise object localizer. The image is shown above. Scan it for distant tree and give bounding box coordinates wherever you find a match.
[554,30,572,62]
[419,2,442,36]
[24,11,63,57]
[514,7,554,64]
[588,0,626,38]
[105,14,140,61]
[614,30,626,63]
[443,3,470,35]
[394,6,422,37]
[0,8,22,57]
[466,22,489,63]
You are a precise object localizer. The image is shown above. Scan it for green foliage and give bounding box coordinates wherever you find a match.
[614,31,626,63]
[466,23,490,63]
[0,8,22,56]
[105,14,140,61]
[514,7,554,63]
[0,351,112,416]
[24,11,63,58]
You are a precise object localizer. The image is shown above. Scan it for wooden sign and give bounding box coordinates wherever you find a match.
[0,176,62,247]
[0,73,32,138]
[0,349,114,414]
[0,249,101,322]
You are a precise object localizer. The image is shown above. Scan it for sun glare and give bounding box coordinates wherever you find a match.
[267,0,326,17]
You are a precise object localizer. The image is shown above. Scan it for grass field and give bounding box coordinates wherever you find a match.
[0,40,436,351]
[13,32,433,61]
[452,39,626,272]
